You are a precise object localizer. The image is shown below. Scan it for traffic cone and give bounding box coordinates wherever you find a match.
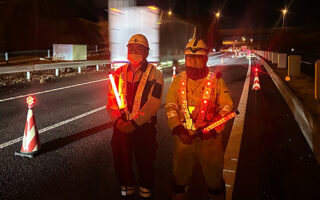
[15,96,41,158]
[252,72,261,90]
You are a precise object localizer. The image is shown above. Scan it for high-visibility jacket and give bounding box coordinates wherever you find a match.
[165,71,233,134]
[107,61,164,126]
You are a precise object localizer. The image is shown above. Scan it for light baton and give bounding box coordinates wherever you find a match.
[109,73,123,109]
[201,110,240,134]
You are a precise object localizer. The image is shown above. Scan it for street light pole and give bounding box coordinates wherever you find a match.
[282,8,287,29]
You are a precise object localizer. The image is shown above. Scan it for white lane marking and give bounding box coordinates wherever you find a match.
[0,106,105,149]
[0,78,109,102]
[223,169,236,173]
[224,59,251,199]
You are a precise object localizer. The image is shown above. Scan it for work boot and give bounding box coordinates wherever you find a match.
[208,184,226,200]
[121,185,136,200]
[172,192,187,200]
[138,186,152,199]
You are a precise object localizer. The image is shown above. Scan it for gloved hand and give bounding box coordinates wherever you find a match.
[115,118,136,134]
[173,125,192,145]
[201,129,217,140]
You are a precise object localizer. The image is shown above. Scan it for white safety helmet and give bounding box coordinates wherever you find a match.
[127,34,149,50]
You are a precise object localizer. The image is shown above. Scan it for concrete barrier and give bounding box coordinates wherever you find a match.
[259,56,320,165]
[264,51,268,59]
[315,60,320,99]
[268,51,273,62]
[288,55,301,77]
[272,52,278,64]
[278,53,287,69]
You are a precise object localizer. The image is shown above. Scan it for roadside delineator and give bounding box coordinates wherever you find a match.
[252,68,261,90]
[15,96,41,158]
[172,66,176,81]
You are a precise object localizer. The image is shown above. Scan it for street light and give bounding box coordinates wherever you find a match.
[282,8,288,28]
[168,10,172,16]
[216,11,220,19]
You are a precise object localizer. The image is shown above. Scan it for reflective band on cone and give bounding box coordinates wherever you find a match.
[252,72,261,90]
[15,108,41,158]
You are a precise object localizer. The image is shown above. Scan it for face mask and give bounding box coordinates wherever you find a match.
[127,53,143,65]
[185,55,207,68]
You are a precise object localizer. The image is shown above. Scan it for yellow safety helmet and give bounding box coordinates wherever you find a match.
[127,34,149,50]
[184,38,208,56]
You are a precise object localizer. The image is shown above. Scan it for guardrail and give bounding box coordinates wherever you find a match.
[0,60,111,79]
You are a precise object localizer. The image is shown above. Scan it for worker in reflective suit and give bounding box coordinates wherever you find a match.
[165,38,233,200]
[107,34,164,199]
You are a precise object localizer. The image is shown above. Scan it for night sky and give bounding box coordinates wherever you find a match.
[51,0,319,29]
[0,0,319,51]
[1,0,316,28]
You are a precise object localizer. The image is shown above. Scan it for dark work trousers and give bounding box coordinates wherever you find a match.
[111,122,158,189]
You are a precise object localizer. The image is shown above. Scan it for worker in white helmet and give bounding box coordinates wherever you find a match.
[107,34,164,199]
[165,38,233,200]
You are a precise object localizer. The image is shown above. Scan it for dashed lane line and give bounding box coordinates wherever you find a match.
[0,106,105,149]
[0,78,109,102]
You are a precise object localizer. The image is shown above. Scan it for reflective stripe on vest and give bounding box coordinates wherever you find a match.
[118,64,154,120]
[180,72,215,130]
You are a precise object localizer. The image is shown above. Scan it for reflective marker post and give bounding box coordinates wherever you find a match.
[26,71,31,81]
[5,52,8,62]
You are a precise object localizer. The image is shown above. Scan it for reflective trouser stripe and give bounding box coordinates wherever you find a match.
[139,186,152,198]
[121,186,135,196]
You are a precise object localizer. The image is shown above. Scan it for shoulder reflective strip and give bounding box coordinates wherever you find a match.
[167,110,178,118]
[130,64,153,120]
[196,72,214,123]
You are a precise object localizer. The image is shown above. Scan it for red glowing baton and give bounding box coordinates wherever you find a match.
[201,111,240,134]
[109,73,123,109]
